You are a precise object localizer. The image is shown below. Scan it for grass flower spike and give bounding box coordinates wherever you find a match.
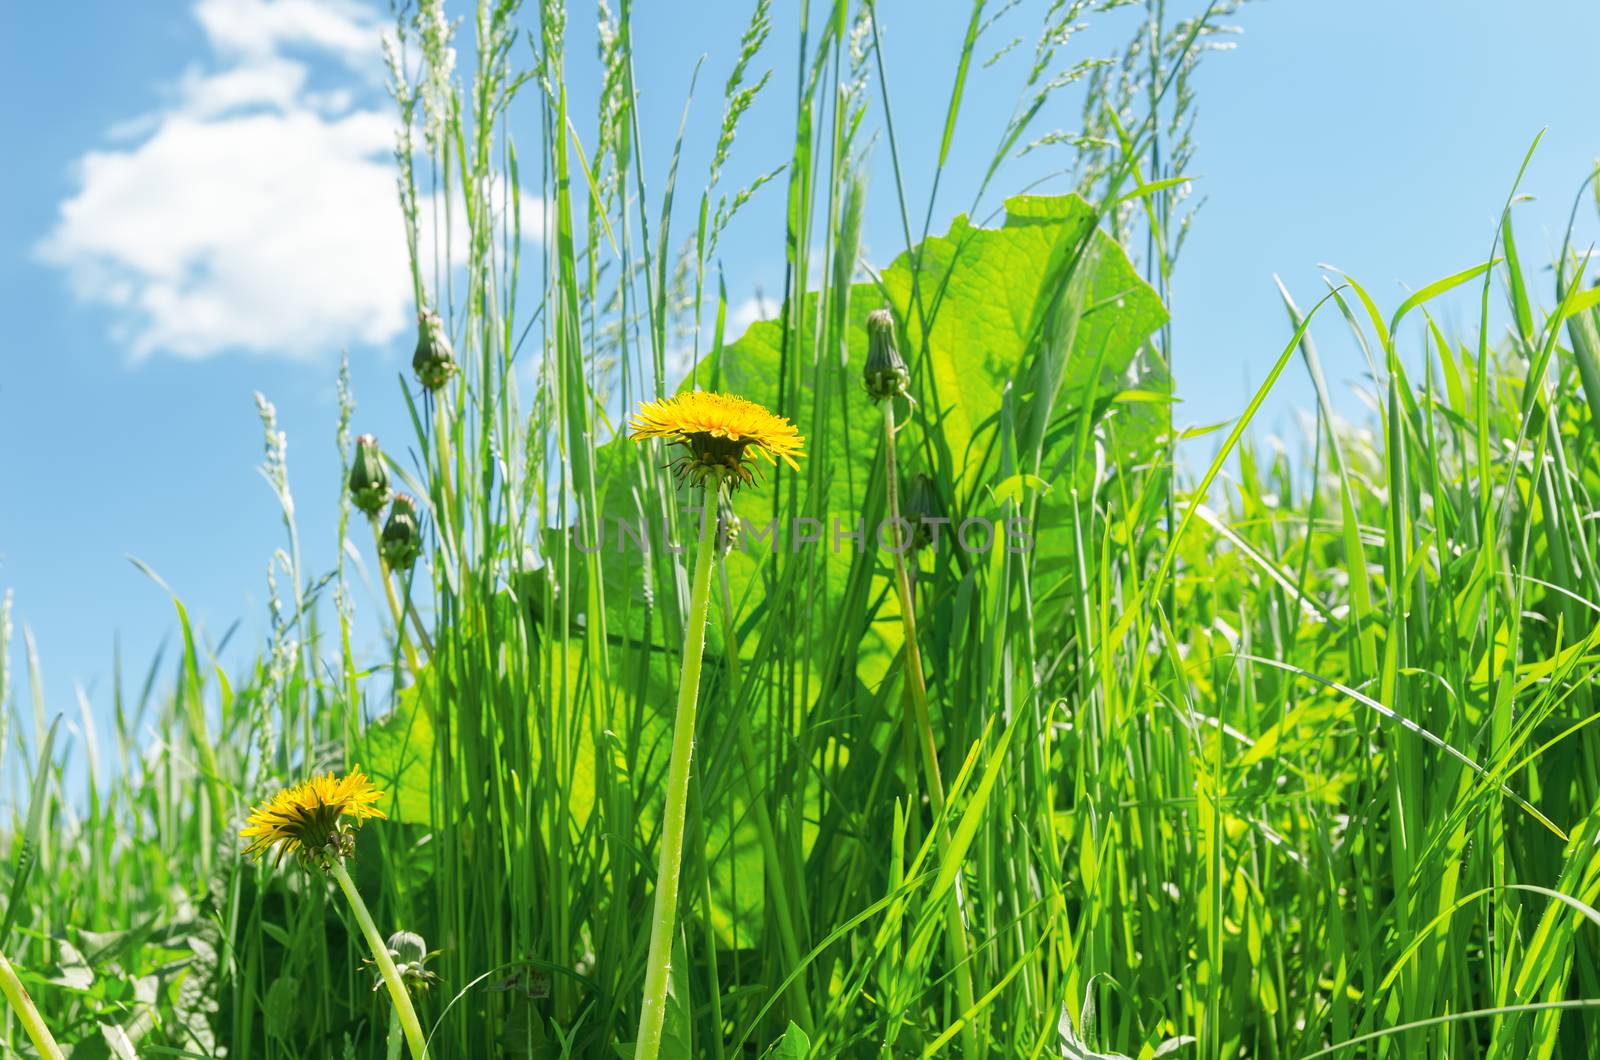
[629,392,803,1060]
[629,390,803,490]
[242,771,427,1059]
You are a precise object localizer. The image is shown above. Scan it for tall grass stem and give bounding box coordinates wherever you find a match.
[0,949,64,1060]
[880,398,981,1054]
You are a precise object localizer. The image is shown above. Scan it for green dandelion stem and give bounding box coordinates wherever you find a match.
[330,860,428,1060]
[0,948,64,1060]
[432,395,456,543]
[370,518,423,677]
[881,398,981,1055]
[634,496,720,1060]
[880,401,944,804]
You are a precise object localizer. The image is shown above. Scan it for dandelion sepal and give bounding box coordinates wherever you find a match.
[411,310,456,392]
[381,494,425,573]
[863,306,910,401]
[349,434,392,516]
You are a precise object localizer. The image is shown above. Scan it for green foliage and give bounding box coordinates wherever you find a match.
[9,2,1600,1059]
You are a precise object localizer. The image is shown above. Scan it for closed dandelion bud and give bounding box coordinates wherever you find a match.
[348,434,390,516]
[389,931,428,967]
[381,492,423,571]
[906,473,943,550]
[863,307,909,401]
[411,310,456,391]
[368,930,442,993]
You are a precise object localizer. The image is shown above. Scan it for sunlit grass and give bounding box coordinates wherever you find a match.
[6,1,1600,1058]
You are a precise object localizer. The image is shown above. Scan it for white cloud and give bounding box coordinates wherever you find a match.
[193,0,383,67]
[175,57,310,118]
[726,294,775,336]
[35,0,452,361]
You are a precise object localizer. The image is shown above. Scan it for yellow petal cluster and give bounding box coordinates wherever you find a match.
[241,768,387,865]
[629,391,804,489]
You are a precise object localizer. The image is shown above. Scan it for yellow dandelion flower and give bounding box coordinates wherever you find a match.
[629,390,805,489]
[241,768,387,867]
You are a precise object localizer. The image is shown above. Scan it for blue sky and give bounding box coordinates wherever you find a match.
[3,0,1599,747]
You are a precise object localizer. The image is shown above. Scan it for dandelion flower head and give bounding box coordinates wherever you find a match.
[241,768,387,868]
[629,390,804,490]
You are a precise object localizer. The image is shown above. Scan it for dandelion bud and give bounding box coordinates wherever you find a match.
[348,434,390,516]
[369,931,442,992]
[389,931,427,966]
[863,307,909,401]
[905,473,943,550]
[396,935,448,992]
[381,493,423,571]
[411,310,456,391]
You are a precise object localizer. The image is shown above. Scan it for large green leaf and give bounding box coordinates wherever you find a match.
[604,193,1165,679]
[368,194,1166,922]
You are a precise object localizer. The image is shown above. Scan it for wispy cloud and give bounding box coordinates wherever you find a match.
[193,0,383,66]
[36,0,426,360]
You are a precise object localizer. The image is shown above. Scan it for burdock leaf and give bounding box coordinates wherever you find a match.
[100,1022,140,1060]
[370,194,1166,943]
[584,192,1164,942]
[597,192,1164,684]
[48,940,95,992]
